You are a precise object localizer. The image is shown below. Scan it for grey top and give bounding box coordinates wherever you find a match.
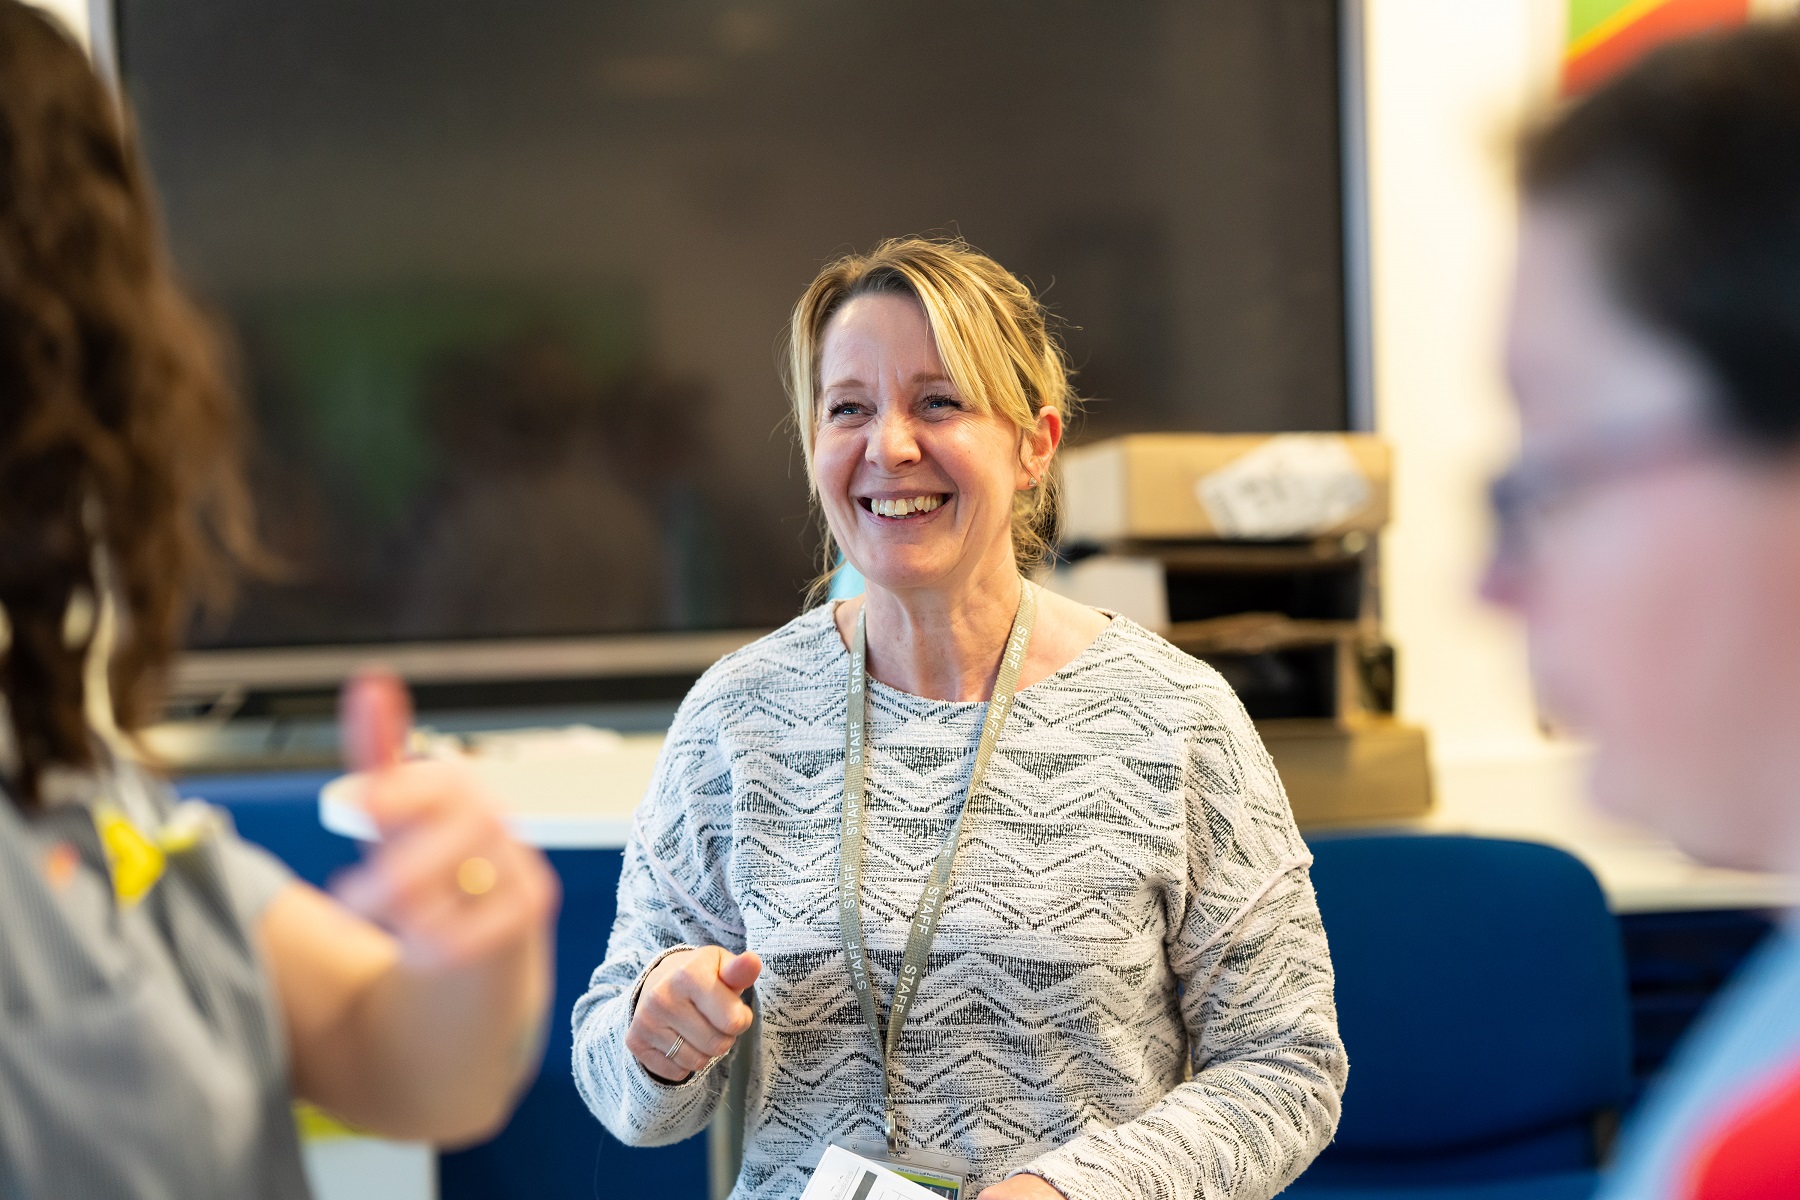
[0,755,311,1200]
[573,605,1346,1200]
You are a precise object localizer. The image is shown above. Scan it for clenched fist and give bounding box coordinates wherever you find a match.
[627,946,762,1082]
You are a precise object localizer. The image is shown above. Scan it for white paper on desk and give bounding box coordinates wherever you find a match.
[800,1145,944,1200]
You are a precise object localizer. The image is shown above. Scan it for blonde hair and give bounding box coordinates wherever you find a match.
[784,237,1076,595]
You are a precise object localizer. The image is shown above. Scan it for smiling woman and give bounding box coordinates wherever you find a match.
[788,239,1073,600]
[573,238,1347,1200]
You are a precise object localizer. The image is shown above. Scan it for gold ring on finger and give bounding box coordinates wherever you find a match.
[456,855,498,897]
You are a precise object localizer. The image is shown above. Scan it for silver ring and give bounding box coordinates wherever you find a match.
[664,1034,685,1060]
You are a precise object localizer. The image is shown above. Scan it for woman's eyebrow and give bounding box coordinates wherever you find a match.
[822,371,952,393]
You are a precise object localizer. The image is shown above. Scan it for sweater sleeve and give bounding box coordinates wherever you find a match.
[1018,692,1348,1200]
[571,689,748,1147]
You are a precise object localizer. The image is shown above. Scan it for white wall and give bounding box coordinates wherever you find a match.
[1364,0,1668,829]
[1364,0,1563,815]
[1364,0,1604,835]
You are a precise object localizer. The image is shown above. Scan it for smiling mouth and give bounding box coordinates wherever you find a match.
[861,494,948,519]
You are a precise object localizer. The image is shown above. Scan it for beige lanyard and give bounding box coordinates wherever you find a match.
[838,580,1037,1154]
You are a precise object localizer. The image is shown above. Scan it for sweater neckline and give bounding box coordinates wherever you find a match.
[817,601,1122,709]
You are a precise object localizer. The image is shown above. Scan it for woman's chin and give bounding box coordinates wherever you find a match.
[857,567,951,594]
[850,551,962,595]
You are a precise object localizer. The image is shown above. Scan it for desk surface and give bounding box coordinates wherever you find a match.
[320,732,662,849]
[320,728,1798,914]
[1418,813,1797,914]
[1421,741,1796,915]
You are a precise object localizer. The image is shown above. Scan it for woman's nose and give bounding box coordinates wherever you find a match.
[867,408,922,469]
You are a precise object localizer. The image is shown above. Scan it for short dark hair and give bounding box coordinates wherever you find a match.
[1519,17,1800,448]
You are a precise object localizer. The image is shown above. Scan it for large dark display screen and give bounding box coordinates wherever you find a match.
[118,0,1350,649]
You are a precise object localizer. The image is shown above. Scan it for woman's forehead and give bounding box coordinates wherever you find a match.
[820,293,948,386]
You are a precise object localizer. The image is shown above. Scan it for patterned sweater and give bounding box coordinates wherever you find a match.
[572,605,1346,1200]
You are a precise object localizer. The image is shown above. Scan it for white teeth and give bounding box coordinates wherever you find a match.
[869,495,945,518]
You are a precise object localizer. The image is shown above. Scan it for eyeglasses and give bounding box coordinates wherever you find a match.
[1488,419,1718,570]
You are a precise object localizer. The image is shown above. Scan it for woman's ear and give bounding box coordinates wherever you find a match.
[1019,404,1064,486]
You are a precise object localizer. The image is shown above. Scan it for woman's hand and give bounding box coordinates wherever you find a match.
[333,758,558,969]
[334,671,558,969]
[265,669,559,1144]
[978,1175,1067,1200]
[627,946,762,1082]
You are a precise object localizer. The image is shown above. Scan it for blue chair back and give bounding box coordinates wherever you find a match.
[1299,834,1632,1186]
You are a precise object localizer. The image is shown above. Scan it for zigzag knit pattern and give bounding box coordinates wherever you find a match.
[573,605,1347,1200]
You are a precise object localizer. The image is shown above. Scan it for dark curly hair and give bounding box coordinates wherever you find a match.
[1519,16,1800,448]
[0,1,257,804]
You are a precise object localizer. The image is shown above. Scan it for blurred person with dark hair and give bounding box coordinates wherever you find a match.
[1494,18,1800,1197]
[0,4,557,1196]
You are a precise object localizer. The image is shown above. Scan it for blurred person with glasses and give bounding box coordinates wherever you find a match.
[1488,17,1800,1198]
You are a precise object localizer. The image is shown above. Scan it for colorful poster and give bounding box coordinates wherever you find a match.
[1562,0,1750,94]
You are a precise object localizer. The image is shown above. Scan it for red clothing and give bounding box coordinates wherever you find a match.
[1686,1055,1800,1200]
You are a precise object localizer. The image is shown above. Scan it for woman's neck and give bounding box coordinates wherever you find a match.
[853,560,1024,702]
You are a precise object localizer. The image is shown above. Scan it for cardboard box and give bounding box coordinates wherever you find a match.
[1259,718,1432,828]
[1061,433,1391,543]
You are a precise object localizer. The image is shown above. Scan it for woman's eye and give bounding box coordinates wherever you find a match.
[923,393,960,411]
[826,402,866,420]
